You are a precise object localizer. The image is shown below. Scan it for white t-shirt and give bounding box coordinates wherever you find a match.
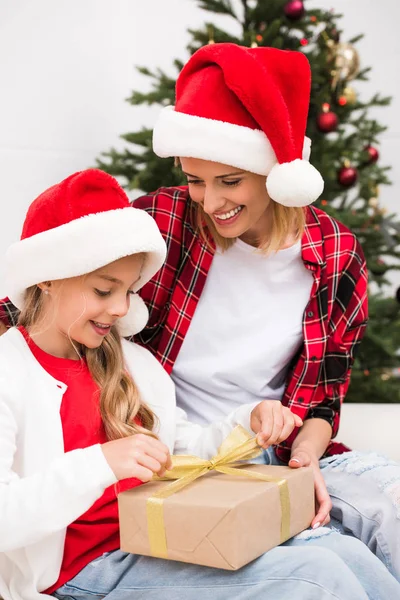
[171,238,314,425]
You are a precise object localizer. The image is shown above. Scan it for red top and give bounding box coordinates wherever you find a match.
[18,327,142,594]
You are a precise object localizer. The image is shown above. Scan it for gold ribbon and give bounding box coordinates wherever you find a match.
[146,426,291,559]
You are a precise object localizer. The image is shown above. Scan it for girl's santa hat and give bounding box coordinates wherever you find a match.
[153,43,324,207]
[5,169,166,336]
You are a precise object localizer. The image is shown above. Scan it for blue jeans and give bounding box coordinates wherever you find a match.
[259,448,400,582]
[52,538,398,600]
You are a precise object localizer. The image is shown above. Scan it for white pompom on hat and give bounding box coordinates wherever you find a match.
[153,43,324,207]
[5,169,166,336]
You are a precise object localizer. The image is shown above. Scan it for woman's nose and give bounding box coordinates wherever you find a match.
[202,187,225,215]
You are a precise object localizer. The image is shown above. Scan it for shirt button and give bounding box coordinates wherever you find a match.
[307,311,314,318]
[298,397,305,403]
[311,356,317,362]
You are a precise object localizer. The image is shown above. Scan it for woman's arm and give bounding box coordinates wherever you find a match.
[290,418,332,461]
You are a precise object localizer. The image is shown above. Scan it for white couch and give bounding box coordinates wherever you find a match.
[339,403,400,462]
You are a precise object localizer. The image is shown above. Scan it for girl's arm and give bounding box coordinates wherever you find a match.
[0,396,117,552]
[173,402,259,458]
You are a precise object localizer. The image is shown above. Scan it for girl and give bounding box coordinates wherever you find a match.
[0,168,399,600]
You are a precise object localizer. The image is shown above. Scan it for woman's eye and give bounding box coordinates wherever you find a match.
[94,289,111,297]
[187,179,203,185]
[223,179,241,187]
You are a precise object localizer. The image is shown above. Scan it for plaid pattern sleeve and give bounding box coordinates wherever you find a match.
[0,297,19,328]
[275,208,368,461]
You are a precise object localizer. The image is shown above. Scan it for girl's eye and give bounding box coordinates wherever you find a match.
[94,289,111,297]
[187,179,203,185]
[223,179,241,187]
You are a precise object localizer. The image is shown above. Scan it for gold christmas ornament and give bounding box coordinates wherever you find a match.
[342,86,357,105]
[331,43,360,90]
[368,197,379,208]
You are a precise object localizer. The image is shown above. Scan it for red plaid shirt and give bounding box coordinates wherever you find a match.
[0,186,368,461]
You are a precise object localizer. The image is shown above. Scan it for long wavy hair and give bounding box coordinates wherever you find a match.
[18,284,157,440]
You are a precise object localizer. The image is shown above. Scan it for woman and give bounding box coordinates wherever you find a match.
[135,42,399,579]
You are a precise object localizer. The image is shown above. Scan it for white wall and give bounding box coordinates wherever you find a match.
[0,0,399,297]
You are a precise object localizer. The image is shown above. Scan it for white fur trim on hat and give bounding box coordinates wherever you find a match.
[6,207,167,310]
[153,106,313,177]
[266,159,324,207]
[117,293,149,337]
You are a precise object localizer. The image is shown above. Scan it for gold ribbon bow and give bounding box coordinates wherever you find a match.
[147,425,291,558]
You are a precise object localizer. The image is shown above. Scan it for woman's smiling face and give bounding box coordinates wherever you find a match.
[180,157,272,243]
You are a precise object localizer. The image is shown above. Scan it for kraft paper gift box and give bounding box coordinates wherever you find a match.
[118,428,315,570]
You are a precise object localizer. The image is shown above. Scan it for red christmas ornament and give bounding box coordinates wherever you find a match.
[300,38,308,46]
[364,145,379,164]
[338,165,358,187]
[317,111,338,133]
[284,0,305,20]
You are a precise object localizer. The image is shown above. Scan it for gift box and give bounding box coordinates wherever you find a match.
[118,427,315,570]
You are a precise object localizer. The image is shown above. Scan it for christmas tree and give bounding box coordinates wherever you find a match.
[96,0,400,403]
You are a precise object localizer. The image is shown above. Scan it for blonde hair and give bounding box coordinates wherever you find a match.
[19,285,157,441]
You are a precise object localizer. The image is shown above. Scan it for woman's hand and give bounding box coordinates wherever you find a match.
[101,434,172,482]
[289,447,332,529]
[250,400,303,448]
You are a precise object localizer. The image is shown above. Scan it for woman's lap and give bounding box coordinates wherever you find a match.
[258,446,400,579]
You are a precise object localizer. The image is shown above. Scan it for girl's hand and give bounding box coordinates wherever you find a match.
[289,448,332,528]
[250,400,303,448]
[101,434,172,482]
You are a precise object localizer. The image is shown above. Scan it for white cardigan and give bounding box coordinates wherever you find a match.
[0,328,256,600]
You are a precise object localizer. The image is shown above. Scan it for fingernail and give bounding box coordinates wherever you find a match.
[291,458,300,464]
[312,522,321,529]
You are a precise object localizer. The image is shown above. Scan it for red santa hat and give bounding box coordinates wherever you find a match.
[5,169,166,336]
[153,43,324,207]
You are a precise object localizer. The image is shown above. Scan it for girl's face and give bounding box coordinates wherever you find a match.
[180,157,272,244]
[35,254,143,359]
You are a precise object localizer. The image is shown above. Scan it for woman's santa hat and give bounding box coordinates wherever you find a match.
[153,43,324,207]
[5,169,166,336]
